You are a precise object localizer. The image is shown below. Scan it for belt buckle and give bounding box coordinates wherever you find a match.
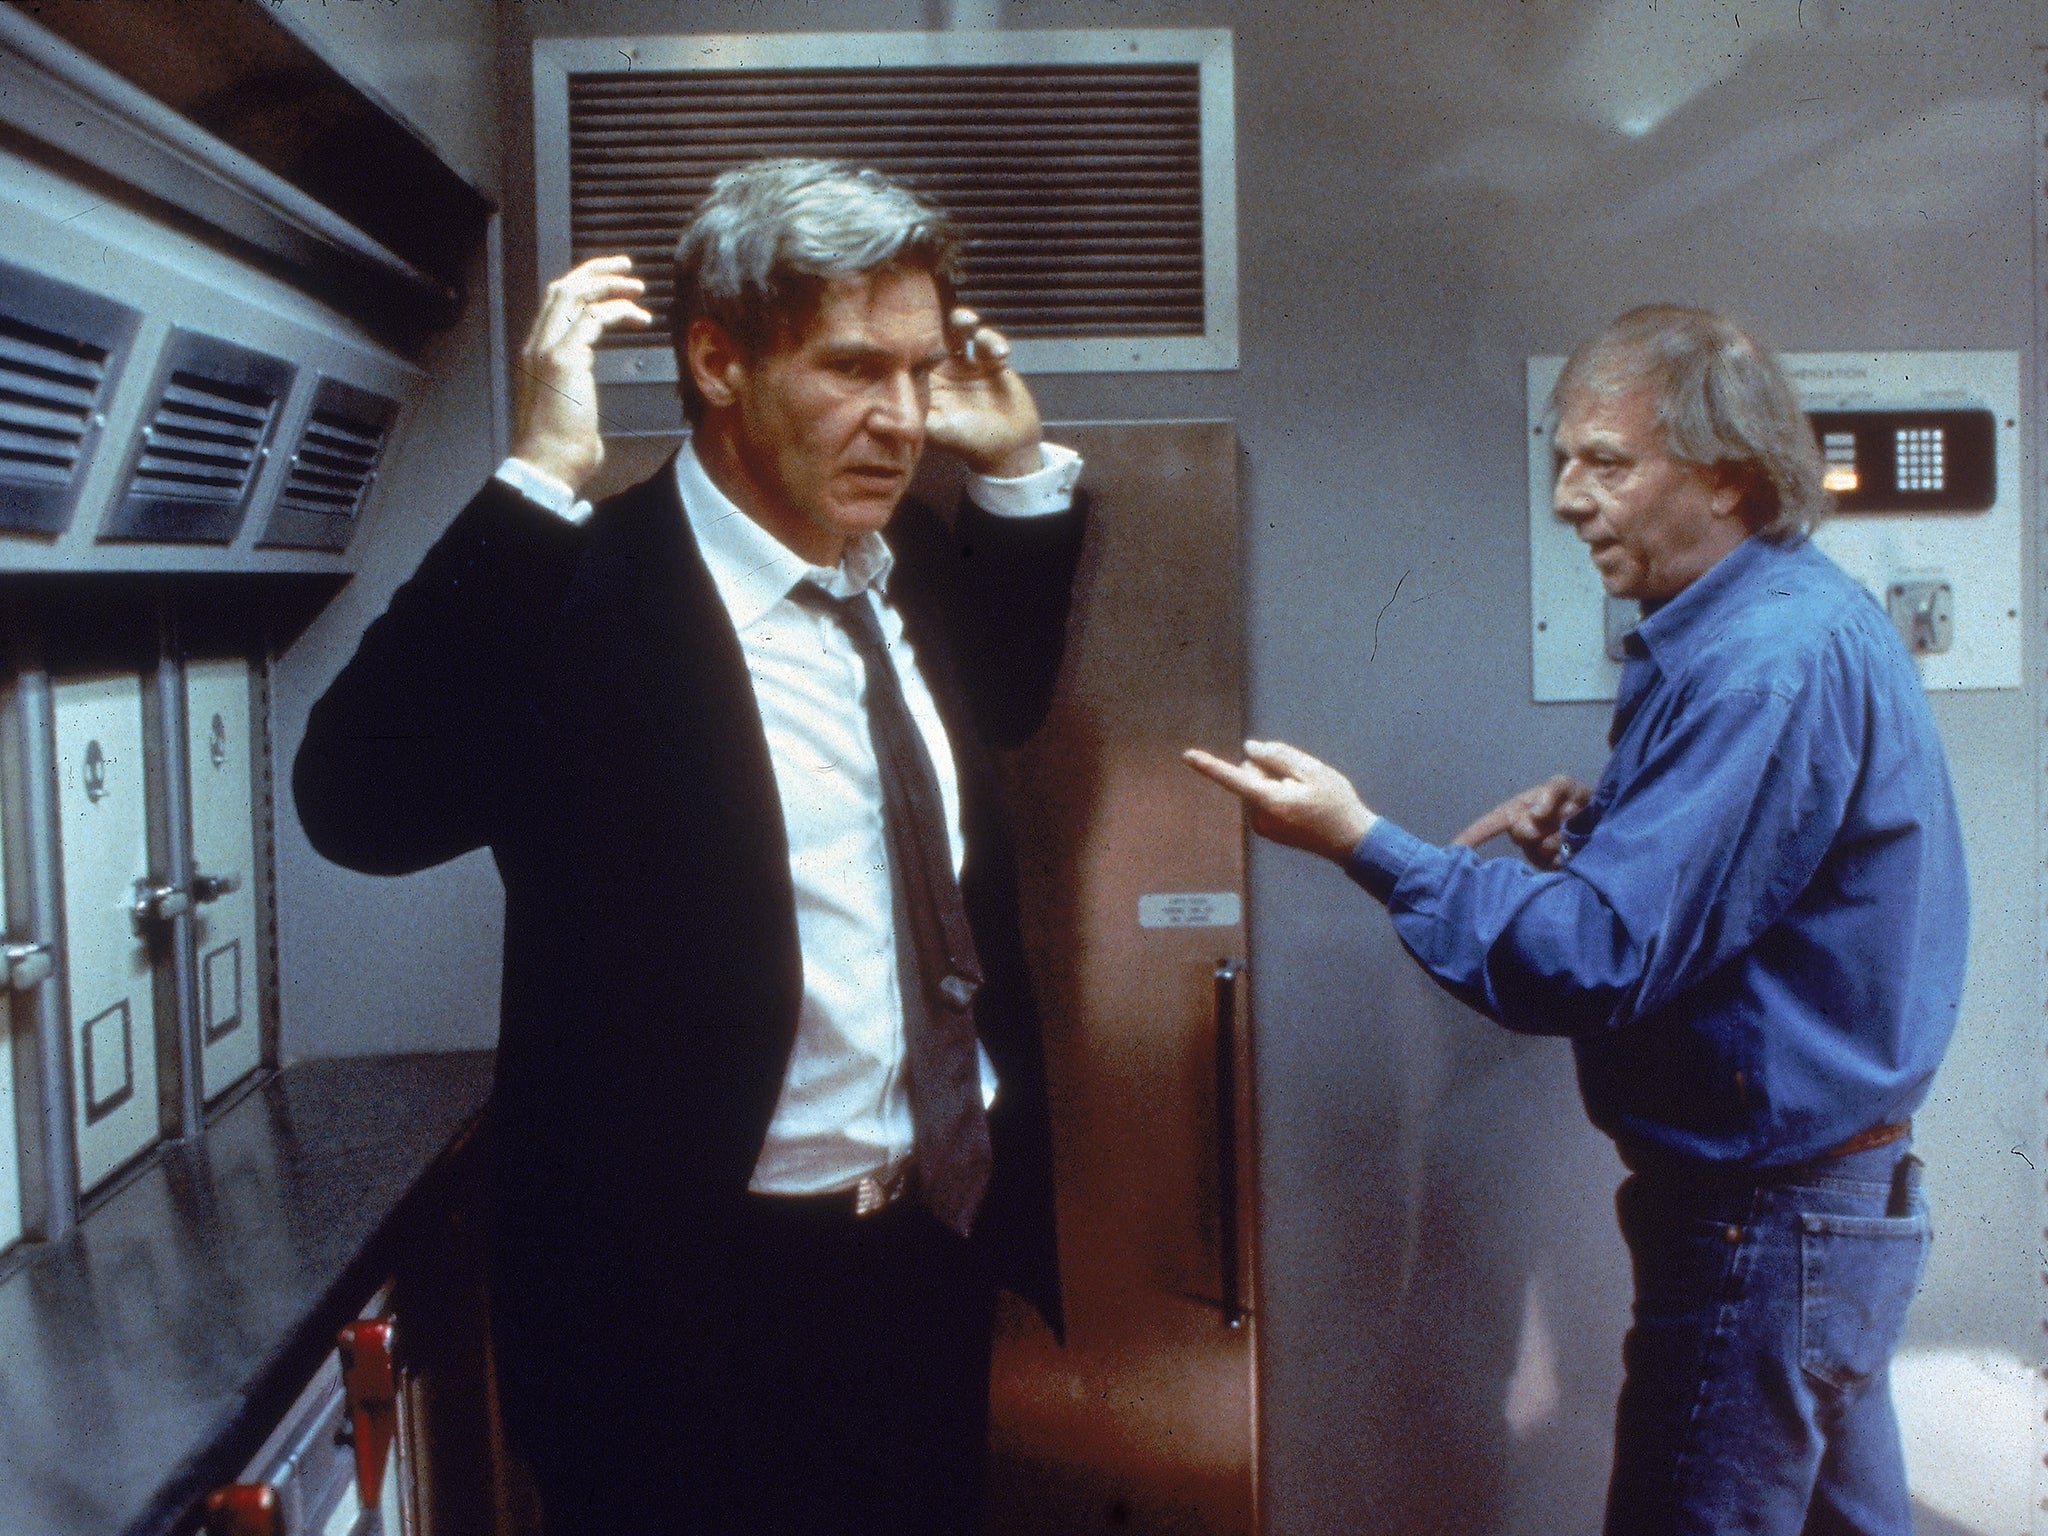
[853,1158,912,1217]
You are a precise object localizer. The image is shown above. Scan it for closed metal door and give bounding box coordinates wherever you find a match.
[185,658,260,1102]
[53,673,158,1192]
[988,421,1254,1535]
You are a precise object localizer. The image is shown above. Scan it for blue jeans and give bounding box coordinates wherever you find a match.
[1603,1142,1930,1536]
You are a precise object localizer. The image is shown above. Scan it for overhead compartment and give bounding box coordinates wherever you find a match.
[0,145,421,577]
[0,1,482,578]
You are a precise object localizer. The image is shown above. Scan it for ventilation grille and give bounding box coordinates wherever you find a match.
[0,317,109,492]
[259,376,396,552]
[280,408,385,519]
[103,331,295,545]
[566,64,1205,343]
[131,373,276,506]
[0,260,137,535]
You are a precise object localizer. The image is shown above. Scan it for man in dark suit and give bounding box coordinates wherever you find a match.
[294,160,1083,1535]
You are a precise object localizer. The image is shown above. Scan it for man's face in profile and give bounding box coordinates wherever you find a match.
[1551,381,1743,602]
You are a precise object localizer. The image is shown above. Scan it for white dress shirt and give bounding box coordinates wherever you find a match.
[494,439,1081,1193]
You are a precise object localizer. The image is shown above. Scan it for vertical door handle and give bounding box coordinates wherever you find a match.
[1214,957,1245,1328]
[338,1319,399,1512]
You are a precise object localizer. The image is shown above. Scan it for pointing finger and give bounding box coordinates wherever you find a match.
[1243,739,1327,780]
[1183,748,1277,801]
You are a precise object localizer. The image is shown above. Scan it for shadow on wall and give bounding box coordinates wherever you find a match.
[1367,999,1628,1536]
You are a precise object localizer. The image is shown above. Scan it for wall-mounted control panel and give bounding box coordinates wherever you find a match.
[1529,352,2022,700]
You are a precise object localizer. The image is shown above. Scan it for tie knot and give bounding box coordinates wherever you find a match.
[791,580,888,655]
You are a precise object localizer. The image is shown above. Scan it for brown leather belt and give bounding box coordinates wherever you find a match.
[1822,1118,1911,1160]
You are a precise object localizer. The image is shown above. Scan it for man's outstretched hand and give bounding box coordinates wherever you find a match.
[510,255,655,495]
[1183,740,1379,862]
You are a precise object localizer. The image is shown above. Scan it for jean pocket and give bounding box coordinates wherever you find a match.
[1798,1210,1929,1393]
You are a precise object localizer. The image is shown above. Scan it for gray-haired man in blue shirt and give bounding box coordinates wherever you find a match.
[1187,305,1967,1536]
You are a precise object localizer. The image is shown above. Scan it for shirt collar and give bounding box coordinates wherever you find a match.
[1626,534,1786,671]
[675,436,894,632]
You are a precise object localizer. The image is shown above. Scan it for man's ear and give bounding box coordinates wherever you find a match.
[1711,463,1758,525]
[686,317,746,410]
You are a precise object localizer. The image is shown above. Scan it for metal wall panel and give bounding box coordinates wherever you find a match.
[0,785,19,1252]
[185,659,261,1102]
[53,673,158,1192]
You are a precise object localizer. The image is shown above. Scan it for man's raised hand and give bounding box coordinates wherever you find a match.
[511,256,654,495]
[1452,774,1592,870]
[925,307,1044,479]
[1183,740,1379,862]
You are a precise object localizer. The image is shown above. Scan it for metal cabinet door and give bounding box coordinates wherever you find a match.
[185,658,260,1101]
[53,673,158,1192]
[0,781,19,1251]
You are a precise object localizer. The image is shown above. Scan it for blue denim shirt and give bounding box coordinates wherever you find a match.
[1348,535,1968,1171]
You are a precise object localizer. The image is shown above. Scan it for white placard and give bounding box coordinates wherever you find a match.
[1137,892,1243,929]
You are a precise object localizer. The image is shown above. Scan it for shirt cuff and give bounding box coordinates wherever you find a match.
[963,442,1082,518]
[1344,817,1434,905]
[495,457,593,525]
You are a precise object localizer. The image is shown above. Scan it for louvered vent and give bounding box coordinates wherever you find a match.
[0,260,138,535]
[133,375,272,500]
[103,332,295,544]
[535,33,1237,376]
[259,376,397,552]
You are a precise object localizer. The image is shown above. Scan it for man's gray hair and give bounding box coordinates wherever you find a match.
[1550,304,1829,541]
[671,158,960,422]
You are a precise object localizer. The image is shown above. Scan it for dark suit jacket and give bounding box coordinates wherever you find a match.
[293,462,1081,1456]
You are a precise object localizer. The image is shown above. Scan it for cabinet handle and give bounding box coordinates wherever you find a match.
[338,1319,399,1511]
[201,1484,280,1536]
[191,870,242,904]
[1,940,52,992]
[130,881,189,927]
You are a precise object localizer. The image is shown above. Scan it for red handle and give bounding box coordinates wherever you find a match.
[337,1319,399,1509]
[202,1484,280,1536]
